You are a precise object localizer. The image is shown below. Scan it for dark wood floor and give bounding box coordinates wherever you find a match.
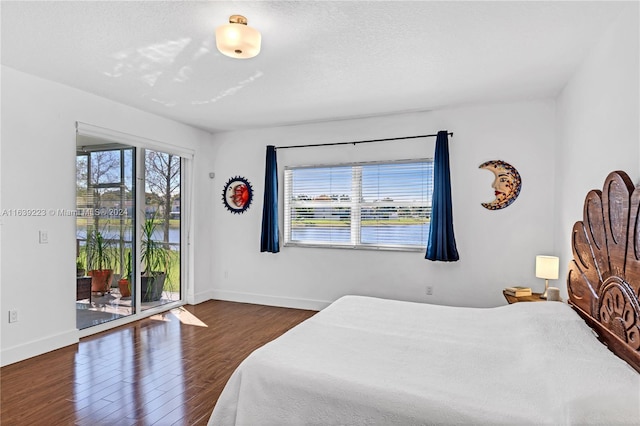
[0,300,317,425]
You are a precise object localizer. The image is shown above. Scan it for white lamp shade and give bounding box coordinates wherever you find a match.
[216,20,261,59]
[536,255,559,280]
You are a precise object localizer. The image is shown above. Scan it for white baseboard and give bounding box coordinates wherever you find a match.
[1,328,79,367]
[192,288,217,305]
[207,289,331,311]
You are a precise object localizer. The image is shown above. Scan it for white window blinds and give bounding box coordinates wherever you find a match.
[284,159,433,251]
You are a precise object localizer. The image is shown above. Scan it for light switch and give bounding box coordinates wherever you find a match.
[39,230,48,244]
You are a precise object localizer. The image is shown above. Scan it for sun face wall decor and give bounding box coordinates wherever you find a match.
[479,160,522,210]
[222,176,253,214]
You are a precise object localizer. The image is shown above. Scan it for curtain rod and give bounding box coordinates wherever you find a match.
[275,132,453,150]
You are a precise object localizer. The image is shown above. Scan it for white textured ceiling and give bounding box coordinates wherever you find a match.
[1,1,631,133]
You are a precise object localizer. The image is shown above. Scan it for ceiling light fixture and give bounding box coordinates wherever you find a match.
[215,15,261,59]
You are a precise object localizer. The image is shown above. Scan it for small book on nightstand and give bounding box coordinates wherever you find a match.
[504,286,532,297]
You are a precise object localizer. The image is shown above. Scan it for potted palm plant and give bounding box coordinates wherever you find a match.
[76,258,86,278]
[86,229,114,293]
[141,216,170,302]
[118,251,132,298]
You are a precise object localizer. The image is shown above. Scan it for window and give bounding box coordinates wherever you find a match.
[284,159,433,251]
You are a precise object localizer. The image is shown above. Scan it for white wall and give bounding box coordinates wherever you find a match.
[0,66,214,366]
[555,6,640,296]
[205,100,557,310]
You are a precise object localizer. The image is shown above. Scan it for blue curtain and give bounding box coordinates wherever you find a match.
[260,145,280,253]
[426,131,459,261]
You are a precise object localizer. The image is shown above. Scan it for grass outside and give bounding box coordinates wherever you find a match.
[164,251,180,293]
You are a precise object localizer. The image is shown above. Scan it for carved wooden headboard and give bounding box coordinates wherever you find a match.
[567,170,640,373]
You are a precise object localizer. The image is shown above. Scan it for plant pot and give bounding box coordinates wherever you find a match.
[76,269,86,278]
[76,276,91,301]
[89,269,112,293]
[118,279,131,298]
[141,272,165,302]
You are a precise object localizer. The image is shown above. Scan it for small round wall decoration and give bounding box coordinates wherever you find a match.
[479,160,522,210]
[222,176,253,214]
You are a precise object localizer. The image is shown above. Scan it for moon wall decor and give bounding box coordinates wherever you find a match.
[479,160,521,210]
[222,176,253,214]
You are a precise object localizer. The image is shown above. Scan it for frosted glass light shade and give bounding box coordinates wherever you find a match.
[536,255,559,280]
[216,15,261,59]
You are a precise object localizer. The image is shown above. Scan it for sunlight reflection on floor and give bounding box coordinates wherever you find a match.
[150,306,208,327]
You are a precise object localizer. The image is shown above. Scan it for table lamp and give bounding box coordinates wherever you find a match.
[536,255,559,299]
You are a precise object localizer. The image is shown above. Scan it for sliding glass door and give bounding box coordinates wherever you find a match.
[76,146,136,329]
[141,149,181,311]
[76,141,183,329]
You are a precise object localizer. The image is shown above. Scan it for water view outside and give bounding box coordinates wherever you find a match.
[77,225,180,250]
[292,223,430,246]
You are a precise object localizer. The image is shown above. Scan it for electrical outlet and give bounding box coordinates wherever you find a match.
[9,310,18,323]
[426,286,434,296]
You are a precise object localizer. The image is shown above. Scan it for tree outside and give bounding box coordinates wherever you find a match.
[145,150,180,248]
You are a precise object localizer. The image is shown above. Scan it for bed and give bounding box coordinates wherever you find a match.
[209,171,640,425]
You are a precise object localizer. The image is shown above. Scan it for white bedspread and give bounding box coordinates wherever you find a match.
[209,296,640,425]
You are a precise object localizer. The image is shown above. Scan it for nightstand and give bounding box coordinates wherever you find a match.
[503,290,546,304]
